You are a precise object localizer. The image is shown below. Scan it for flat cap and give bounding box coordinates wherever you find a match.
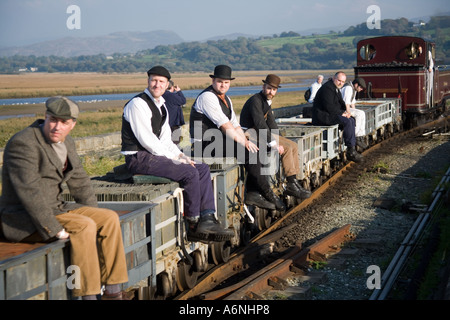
[45,96,79,120]
[353,77,366,89]
[147,66,171,80]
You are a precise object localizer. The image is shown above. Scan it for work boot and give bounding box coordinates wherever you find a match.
[101,291,133,300]
[244,191,276,210]
[285,182,312,200]
[347,146,363,163]
[262,189,286,212]
[186,214,234,243]
[356,136,368,150]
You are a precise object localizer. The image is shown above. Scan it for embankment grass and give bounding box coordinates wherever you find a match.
[0,90,305,149]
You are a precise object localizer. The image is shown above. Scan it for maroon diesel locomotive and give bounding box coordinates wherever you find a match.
[355,36,450,127]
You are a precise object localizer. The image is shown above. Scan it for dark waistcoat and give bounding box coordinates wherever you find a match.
[189,85,232,140]
[121,92,167,151]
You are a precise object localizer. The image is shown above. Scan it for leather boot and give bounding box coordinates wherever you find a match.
[356,136,368,150]
[245,191,276,210]
[186,214,234,243]
[347,146,363,163]
[262,189,286,212]
[285,182,312,200]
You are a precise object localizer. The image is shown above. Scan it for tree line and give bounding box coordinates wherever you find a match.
[1,16,448,74]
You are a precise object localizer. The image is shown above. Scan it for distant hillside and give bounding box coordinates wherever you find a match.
[1,16,448,73]
[0,30,184,57]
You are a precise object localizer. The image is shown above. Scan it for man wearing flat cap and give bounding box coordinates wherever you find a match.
[190,66,286,212]
[240,74,312,205]
[0,96,130,300]
[341,77,368,150]
[121,66,233,243]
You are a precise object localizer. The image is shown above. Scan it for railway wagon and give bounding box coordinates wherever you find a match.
[355,36,450,127]
[0,161,243,300]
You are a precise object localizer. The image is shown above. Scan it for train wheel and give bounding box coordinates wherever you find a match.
[284,195,297,211]
[193,250,208,273]
[210,241,231,265]
[254,207,272,231]
[157,272,177,299]
[240,220,253,246]
[176,260,199,291]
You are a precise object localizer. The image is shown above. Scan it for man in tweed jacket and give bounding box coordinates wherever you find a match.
[0,97,129,300]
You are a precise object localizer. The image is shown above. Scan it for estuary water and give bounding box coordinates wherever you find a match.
[0,82,311,106]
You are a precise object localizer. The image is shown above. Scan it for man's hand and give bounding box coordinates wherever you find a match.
[245,140,259,153]
[277,145,285,155]
[56,228,69,239]
[177,153,196,167]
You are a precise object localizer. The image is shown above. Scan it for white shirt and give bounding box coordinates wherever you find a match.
[341,85,356,105]
[122,88,181,159]
[308,81,322,103]
[191,90,240,141]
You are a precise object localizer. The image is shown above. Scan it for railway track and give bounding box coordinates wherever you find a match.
[174,114,450,301]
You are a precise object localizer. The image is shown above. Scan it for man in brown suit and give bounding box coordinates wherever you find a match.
[0,97,129,300]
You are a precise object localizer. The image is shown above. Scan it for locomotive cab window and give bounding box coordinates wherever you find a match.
[360,44,376,61]
[405,42,421,59]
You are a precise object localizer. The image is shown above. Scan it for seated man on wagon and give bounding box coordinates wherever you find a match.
[240,74,311,201]
[312,71,363,163]
[341,77,368,150]
[189,65,286,212]
[0,97,130,300]
[121,66,233,243]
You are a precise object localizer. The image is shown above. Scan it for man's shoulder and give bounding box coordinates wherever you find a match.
[10,122,40,142]
[244,92,264,105]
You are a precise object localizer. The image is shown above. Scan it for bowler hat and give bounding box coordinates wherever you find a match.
[262,74,281,88]
[46,96,79,120]
[209,65,235,80]
[353,77,366,89]
[147,66,171,80]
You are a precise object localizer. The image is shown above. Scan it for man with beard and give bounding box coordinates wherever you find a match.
[240,74,311,205]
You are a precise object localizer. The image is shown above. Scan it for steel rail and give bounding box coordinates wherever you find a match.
[370,165,450,300]
[222,224,353,300]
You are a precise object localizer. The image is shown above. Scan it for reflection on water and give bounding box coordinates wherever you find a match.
[0,113,36,120]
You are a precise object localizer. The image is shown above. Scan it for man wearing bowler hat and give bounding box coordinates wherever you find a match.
[0,96,130,300]
[190,65,286,211]
[121,66,233,243]
[240,74,312,205]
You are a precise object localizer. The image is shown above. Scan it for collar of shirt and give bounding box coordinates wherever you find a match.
[145,88,166,109]
[267,99,272,106]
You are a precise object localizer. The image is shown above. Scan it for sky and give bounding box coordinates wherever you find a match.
[0,0,447,47]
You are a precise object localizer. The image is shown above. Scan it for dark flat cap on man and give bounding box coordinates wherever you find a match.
[209,65,235,80]
[262,74,281,88]
[353,77,366,89]
[147,66,171,80]
[46,96,79,120]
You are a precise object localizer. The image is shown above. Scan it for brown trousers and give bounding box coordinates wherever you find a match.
[276,134,300,178]
[245,130,300,179]
[55,207,128,297]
